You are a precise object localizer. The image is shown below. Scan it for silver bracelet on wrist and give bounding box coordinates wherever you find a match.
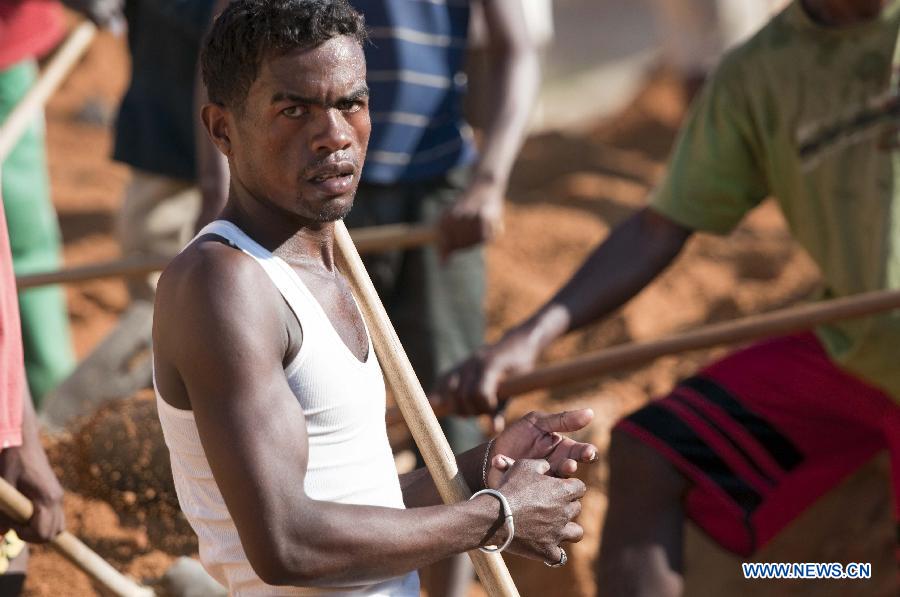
[481,438,496,489]
[470,488,514,553]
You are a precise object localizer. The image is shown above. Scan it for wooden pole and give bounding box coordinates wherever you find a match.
[351,222,437,254]
[0,477,154,597]
[387,287,900,426]
[16,254,170,290]
[332,221,519,597]
[0,22,97,164]
[15,223,437,290]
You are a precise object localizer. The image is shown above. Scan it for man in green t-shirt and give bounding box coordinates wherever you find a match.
[435,0,900,594]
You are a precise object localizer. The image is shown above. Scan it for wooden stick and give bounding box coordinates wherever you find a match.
[351,222,438,254]
[332,221,520,597]
[0,477,153,597]
[16,254,170,290]
[15,223,437,290]
[0,22,97,163]
[387,287,900,426]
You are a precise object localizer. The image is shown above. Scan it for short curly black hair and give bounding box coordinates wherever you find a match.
[201,0,367,110]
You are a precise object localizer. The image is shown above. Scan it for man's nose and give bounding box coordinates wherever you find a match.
[312,108,353,153]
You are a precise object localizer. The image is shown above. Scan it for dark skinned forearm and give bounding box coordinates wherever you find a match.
[263,445,494,586]
[513,208,692,351]
[399,441,489,508]
[257,493,503,587]
[472,0,540,188]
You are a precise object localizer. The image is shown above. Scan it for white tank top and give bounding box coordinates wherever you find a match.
[155,220,419,596]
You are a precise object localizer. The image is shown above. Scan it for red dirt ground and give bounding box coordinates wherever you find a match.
[20,25,896,597]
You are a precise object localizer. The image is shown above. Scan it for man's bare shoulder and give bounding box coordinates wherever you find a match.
[154,239,287,359]
[158,240,267,308]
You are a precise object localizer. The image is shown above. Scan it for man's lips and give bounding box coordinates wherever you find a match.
[306,162,356,195]
[307,162,355,183]
[306,162,356,196]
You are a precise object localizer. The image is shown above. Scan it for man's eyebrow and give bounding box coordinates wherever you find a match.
[270,91,315,105]
[341,85,370,103]
[270,85,369,106]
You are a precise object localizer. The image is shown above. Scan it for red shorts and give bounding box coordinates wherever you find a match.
[616,333,900,557]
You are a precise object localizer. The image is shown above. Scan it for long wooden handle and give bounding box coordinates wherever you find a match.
[350,222,438,253]
[15,223,438,290]
[16,254,171,290]
[0,477,153,596]
[387,287,900,426]
[333,221,519,597]
[0,22,97,163]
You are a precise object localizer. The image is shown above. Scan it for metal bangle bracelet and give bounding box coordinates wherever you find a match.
[481,438,496,489]
[470,488,514,553]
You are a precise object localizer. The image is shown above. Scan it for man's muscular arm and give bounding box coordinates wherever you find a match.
[438,208,693,414]
[153,244,582,588]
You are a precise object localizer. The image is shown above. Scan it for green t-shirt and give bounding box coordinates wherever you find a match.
[650,0,900,400]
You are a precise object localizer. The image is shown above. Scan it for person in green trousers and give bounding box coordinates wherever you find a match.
[0,59,75,405]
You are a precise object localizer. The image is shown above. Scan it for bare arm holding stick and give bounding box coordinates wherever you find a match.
[153,245,595,588]
[0,385,64,544]
[437,57,773,416]
[438,207,692,415]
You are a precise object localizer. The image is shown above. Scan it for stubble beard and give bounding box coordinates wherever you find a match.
[315,195,355,223]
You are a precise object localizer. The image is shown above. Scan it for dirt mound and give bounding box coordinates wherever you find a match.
[24,488,184,596]
[47,391,194,557]
[32,393,193,596]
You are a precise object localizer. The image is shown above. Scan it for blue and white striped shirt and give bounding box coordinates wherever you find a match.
[353,0,477,183]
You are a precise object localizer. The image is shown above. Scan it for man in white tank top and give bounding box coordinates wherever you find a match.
[153,1,599,594]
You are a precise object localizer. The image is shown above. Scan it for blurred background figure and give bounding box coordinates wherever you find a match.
[39,0,230,421]
[465,0,554,129]
[344,0,539,595]
[112,0,225,303]
[0,175,66,597]
[64,0,227,304]
[0,0,76,405]
[652,0,788,100]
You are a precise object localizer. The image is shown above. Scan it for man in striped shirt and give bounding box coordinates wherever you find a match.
[343,3,538,593]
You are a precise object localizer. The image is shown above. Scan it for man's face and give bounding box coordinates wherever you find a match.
[228,35,369,222]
